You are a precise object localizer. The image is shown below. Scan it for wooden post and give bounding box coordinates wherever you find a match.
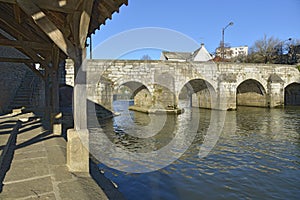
[73,47,87,130]
[44,66,51,129]
[51,45,60,113]
[67,47,89,172]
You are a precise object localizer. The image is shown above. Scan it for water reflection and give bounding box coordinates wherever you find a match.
[90,102,300,200]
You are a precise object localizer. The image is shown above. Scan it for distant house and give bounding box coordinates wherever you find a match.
[216,45,248,59]
[160,43,213,62]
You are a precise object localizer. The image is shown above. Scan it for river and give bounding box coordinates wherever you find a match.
[89,101,300,200]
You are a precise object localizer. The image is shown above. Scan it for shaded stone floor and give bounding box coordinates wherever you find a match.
[0,112,124,200]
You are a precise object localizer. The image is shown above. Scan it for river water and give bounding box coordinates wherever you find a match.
[89,101,300,200]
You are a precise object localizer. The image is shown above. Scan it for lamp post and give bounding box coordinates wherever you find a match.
[221,21,234,60]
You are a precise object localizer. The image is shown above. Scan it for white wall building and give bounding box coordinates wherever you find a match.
[216,45,248,59]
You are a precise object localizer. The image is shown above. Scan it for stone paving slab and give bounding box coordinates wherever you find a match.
[0,176,53,199]
[4,157,50,183]
[17,125,45,142]
[45,146,67,166]
[14,142,46,154]
[58,176,108,200]
[0,135,10,147]
[0,112,123,200]
[25,192,56,200]
[13,150,47,161]
[50,166,73,182]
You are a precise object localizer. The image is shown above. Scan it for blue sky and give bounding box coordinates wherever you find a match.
[89,0,300,60]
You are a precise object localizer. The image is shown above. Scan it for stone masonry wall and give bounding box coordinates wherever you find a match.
[0,63,29,113]
[82,60,300,110]
[237,93,267,107]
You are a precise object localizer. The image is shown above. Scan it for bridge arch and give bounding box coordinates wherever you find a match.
[285,82,300,106]
[179,78,217,109]
[114,81,152,108]
[274,66,300,88]
[236,79,267,107]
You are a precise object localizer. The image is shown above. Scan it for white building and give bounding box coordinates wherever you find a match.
[216,45,248,59]
[160,43,213,62]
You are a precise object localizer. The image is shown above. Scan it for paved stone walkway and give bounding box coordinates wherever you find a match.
[0,112,124,200]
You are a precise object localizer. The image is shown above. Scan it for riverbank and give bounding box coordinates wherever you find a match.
[0,111,124,200]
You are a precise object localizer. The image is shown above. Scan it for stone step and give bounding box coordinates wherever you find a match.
[9,71,41,111]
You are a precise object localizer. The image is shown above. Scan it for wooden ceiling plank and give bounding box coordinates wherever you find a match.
[0,0,16,4]
[102,0,119,12]
[99,4,112,20]
[0,0,77,13]
[0,8,44,42]
[17,0,76,59]
[0,10,29,40]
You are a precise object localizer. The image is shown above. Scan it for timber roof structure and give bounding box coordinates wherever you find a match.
[0,0,128,78]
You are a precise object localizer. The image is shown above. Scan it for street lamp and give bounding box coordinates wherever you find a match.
[221,21,234,60]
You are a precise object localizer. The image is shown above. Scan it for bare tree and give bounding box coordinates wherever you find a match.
[249,35,281,64]
[140,54,152,60]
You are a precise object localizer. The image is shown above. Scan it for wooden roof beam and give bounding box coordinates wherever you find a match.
[0,38,52,50]
[17,0,76,59]
[0,57,33,63]
[0,32,49,68]
[0,0,82,13]
[79,0,94,48]
[0,7,44,42]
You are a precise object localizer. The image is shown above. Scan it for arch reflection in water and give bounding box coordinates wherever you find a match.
[94,106,300,200]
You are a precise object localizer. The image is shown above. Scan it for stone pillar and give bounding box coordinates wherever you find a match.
[218,81,237,110]
[267,82,285,108]
[267,74,285,108]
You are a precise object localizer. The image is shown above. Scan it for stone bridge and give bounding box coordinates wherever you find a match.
[66,59,300,112]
